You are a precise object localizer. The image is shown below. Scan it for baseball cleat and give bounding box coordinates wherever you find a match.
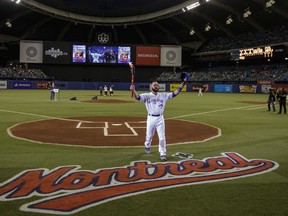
[145,147,151,154]
[160,155,167,161]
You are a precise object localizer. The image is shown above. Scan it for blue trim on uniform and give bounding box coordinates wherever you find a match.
[136,95,140,100]
[172,92,177,97]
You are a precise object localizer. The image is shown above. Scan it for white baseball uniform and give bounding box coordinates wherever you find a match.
[138,91,175,156]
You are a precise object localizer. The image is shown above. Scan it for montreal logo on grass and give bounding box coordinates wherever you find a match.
[0,152,278,215]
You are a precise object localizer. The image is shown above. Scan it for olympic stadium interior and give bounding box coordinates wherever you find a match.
[0,0,288,82]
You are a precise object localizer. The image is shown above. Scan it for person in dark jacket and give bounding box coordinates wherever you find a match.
[267,88,276,112]
[277,88,287,114]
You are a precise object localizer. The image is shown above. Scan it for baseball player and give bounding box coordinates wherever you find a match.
[130,80,186,161]
[103,85,108,96]
[47,81,55,101]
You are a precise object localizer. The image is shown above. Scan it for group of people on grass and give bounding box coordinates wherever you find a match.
[99,85,114,96]
[267,87,287,114]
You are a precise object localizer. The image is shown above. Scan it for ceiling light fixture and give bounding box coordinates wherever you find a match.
[190,28,195,35]
[205,23,211,32]
[11,0,21,4]
[186,2,200,11]
[266,0,275,8]
[243,7,251,18]
[226,15,233,25]
[5,19,12,28]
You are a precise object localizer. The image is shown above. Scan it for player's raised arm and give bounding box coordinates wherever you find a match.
[129,62,136,97]
[173,82,186,96]
[130,84,140,100]
[173,72,189,96]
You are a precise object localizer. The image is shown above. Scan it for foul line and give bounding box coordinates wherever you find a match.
[166,104,265,120]
[0,104,264,122]
[0,109,94,123]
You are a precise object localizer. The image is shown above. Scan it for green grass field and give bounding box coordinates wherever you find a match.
[0,89,287,216]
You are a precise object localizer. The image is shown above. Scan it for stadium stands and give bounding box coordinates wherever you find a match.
[157,63,288,83]
[0,66,49,80]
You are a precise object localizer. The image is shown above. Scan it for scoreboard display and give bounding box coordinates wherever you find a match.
[230,45,287,61]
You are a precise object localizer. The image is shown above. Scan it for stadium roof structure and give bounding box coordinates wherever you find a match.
[0,0,288,51]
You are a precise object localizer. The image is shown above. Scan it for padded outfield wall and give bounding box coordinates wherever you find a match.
[1,80,288,94]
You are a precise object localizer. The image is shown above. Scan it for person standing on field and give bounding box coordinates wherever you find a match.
[277,87,287,114]
[130,79,186,162]
[47,82,55,101]
[198,87,203,96]
[99,85,103,96]
[267,88,276,112]
[103,85,108,96]
[109,85,114,96]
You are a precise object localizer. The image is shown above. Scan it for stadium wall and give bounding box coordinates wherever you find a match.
[1,80,288,94]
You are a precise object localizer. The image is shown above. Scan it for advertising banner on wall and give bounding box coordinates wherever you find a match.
[20,40,43,63]
[192,84,209,92]
[37,82,49,89]
[274,85,288,92]
[12,81,32,89]
[43,42,71,64]
[160,45,182,67]
[158,83,166,92]
[214,84,233,93]
[261,84,273,94]
[0,80,7,89]
[169,83,186,92]
[136,46,160,66]
[239,85,257,93]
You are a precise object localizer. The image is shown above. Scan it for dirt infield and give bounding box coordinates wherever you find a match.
[9,116,220,147]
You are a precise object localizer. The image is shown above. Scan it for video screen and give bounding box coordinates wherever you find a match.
[87,46,131,64]
[72,45,86,63]
[118,46,131,64]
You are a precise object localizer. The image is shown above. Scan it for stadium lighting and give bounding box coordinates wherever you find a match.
[186,2,200,11]
[5,19,12,28]
[266,0,275,8]
[243,7,251,18]
[11,0,21,4]
[226,16,233,25]
[190,28,195,35]
[205,23,211,32]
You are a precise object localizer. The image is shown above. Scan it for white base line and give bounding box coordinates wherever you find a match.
[0,109,94,123]
[245,105,266,110]
[78,122,142,136]
[166,104,265,120]
[0,104,265,122]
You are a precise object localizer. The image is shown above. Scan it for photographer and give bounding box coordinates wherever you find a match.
[267,88,276,112]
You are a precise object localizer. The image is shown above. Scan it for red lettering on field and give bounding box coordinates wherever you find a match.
[0,152,278,215]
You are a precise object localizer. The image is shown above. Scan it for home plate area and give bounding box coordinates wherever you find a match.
[76,121,146,136]
[10,116,220,147]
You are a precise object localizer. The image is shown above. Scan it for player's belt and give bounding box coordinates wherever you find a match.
[148,114,161,117]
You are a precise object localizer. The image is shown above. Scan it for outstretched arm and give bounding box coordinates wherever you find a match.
[173,82,186,97]
[130,85,140,100]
